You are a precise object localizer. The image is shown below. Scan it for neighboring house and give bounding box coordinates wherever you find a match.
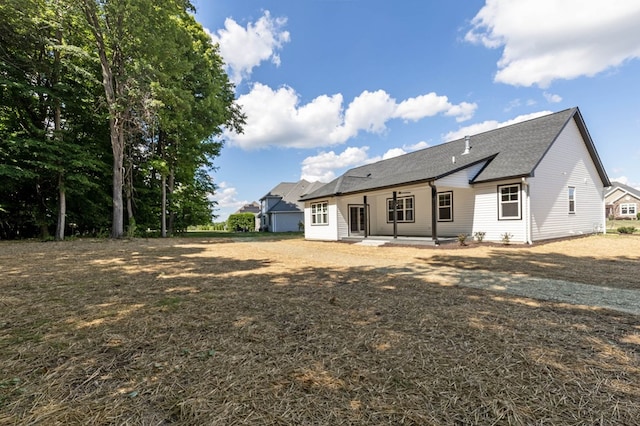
[260,180,325,232]
[233,202,261,231]
[300,107,611,244]
[606,182,640,219]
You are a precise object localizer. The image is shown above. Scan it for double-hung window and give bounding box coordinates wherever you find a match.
[498,184,521,220]
[311,201,328,225]
[387,196,414,222]
[568,187,576,214]
[438,191,453,222]
[621,203,637,216]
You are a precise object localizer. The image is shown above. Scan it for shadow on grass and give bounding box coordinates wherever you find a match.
[1,240,639,424]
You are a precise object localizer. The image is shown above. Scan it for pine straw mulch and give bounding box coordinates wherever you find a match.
[1,235,639,425]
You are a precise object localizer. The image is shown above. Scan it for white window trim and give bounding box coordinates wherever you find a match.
[310,201,328,225]
[620,203,637,216]
[498,183,522,220]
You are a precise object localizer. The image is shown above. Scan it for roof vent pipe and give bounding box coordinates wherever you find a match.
[463,135,470,155]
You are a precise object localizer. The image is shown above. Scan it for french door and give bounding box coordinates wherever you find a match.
[349,205,366,236]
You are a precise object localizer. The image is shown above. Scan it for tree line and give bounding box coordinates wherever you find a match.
[0,0,244,239]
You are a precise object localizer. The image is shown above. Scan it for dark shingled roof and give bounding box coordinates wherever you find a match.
[262,179,326,213]
[301,107,610,201]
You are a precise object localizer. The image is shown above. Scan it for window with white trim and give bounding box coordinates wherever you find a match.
[498,184,521,220]
[568,186,576,214]
[311,201,328,225]
[621,203,637,216]
[387,196,414,222]
[438,191,453,222]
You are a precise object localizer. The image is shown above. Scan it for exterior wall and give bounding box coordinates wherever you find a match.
[270,212,303,232]
[529,119,606,240]
[304,198,339,240]
[471,180,528,243]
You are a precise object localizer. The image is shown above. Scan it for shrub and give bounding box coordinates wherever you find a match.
[474,231,486,242]
[617,226,636,234]
[227,213,255,232]
[501,232,513,245]
[457,234,468,246]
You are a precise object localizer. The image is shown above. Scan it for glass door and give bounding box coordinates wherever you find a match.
[349,205,365,235]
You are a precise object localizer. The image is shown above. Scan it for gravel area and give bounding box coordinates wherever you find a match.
[456,271,640,316]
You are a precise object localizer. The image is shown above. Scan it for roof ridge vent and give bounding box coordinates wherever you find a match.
[463,135,471,155]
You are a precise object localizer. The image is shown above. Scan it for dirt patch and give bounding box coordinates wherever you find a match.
[1,235,639,424]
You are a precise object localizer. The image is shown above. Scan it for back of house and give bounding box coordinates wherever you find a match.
[300,107,610,244]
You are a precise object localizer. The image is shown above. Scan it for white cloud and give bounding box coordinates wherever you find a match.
[208,11,290,85]
[543,92,562,103]
[214,182,248,210]
[466,0,640,87]
[611,176,629,185]
[230,84,476,150]
[300,142,429,182]
[301,147,371,182]
[444,111,553,141]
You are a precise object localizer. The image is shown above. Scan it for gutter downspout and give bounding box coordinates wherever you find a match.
[522,177,532,244]
[392,191,398,239]
[428,181,439,246]
[363,195,368,238]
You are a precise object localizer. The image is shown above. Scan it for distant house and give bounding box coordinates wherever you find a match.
[300,107,611,244]
[260,180,325,232]
[606,182,640,219]
[233,202,261,231]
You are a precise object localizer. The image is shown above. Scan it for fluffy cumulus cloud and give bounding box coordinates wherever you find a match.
[443,111,553,141]
[214,182,248,210]
[300,142,430,182]
[466,0,640,87]
[208,11,290,85]
[230,85,477,150]
[300,147,371,182]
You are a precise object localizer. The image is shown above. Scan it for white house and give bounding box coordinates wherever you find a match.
[300,107,611,244]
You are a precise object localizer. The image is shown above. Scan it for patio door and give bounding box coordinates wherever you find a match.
[349,205,366,236]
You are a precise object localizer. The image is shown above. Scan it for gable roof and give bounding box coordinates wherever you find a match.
[606,181,640,202]
[262,179,325,213]
[301,107,610,201]
[235,202,260,215]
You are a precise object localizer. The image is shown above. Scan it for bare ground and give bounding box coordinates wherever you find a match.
[1,234,639,425]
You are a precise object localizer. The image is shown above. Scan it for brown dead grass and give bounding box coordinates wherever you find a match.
[0,234,639,425]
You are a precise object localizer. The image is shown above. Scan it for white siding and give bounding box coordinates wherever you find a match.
[529,120,606,241]
[304,198,339,240]
[435,187,476,237]
[438,161,487,188]
[472,181,528,243]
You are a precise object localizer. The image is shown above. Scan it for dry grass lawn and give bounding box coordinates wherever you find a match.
[1,234,639,425]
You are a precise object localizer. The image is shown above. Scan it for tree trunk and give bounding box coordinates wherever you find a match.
[161,173,167,238]
[55,173,66,241]
[167,168,175,235]
[80,0,124,238]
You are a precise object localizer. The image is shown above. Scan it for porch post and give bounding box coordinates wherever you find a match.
[429,182,439,245]
[363,195,368,238]
[392,191,398,239]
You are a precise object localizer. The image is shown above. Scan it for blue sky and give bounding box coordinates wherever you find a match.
[192,0,640,221]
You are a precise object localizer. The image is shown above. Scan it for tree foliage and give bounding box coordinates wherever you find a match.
[0,0,244,239]
[227,213,256,233]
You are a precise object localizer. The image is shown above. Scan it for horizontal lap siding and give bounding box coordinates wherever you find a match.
[304,199,339,240]
[529,120,606,241]
[372,187,431,236]
[472,181,527,243]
